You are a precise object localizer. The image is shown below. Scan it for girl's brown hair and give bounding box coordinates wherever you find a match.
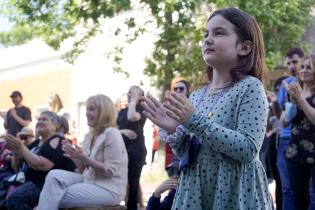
[201,8,268,84]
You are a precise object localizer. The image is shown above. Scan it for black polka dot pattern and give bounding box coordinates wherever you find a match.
[171,76,271,209]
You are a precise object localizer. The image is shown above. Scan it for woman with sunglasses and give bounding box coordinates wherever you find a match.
[17,127,34,146]
[173,80,191,98]
[164,79,191,177]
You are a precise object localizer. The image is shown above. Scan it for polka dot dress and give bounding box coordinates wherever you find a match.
[170,76,272,210]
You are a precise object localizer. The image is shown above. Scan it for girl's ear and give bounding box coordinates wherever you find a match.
[238,40,253,56]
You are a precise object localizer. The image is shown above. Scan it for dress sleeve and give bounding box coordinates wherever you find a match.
[163,90,202,158]
[38,136,63,166]
[102,128,126,177]
[277,83,286,110]
[183,79,268,163]
[166,125,189,158]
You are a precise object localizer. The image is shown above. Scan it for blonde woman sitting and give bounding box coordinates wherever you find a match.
[37,94,128,210]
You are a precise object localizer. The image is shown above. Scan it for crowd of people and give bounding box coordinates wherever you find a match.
[0,7,314,210]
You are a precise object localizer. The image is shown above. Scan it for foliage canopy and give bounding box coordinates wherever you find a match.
[0,0,314,88]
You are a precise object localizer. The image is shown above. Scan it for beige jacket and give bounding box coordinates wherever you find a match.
[82,127,128,199]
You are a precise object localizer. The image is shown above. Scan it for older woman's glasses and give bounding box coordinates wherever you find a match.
[174,87,185,92]
[19,136,28,140]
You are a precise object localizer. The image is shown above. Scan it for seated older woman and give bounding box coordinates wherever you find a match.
[5,111,76,210]
[37,94,128,210]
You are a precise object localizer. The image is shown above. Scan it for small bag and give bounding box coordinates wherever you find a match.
[5,171,25,184]
[179,135,202,172]
[0,174,19,208]
[1,171,24,203]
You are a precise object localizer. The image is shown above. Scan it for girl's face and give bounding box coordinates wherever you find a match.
[202,15,242,70]
[299,58,315,84]
[86,99,100,128]
[36,113,56,137]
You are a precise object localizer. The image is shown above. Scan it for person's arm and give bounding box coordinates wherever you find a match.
[127,102,141,122]
[81,154,108,174]
[99,128,127,177]
[10,109,31,127]
[120,129,137,140]
[72,159,85,173]
[62,140,103,173]
[66,128,126,176]
[183,80,268,163]
[62,139,85,172]
[63,128,126,176]
[148,178,178,210]
[285,82,315,125]
[127,86,143,121]
[273,84,287,119]
[21,140,63,171]
[5,134,56,171]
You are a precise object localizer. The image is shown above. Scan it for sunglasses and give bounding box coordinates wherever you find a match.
[11,95,19,98]
[19,136,29,140]
[173,87,185,92]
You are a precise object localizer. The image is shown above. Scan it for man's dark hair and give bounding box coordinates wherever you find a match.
[285,47,304,58]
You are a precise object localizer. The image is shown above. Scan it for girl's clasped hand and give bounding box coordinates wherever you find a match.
[141,91,193,134]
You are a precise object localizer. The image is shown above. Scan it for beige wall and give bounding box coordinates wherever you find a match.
[0,68,72,112]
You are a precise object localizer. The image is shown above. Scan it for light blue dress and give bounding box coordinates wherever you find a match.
[167,76,272,210]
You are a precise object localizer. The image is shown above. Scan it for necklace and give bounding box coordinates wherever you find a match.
[195,82,234,117]
[208,82,234,93]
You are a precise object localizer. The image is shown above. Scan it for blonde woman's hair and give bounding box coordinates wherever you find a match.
[298,54,315,93]
[86,94,117,133]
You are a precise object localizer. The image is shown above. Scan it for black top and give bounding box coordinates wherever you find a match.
[6,106,32,136]
[117,105,147,163]
[286,94,315,164]
[24,135,76,188]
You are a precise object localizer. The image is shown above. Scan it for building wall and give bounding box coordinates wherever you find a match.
[0,8,158,145]
[0,68,72,112]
